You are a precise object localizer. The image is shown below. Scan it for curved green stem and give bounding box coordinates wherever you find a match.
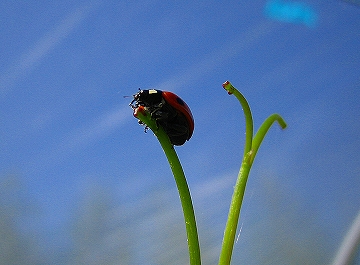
[218,81,287,265]
[134,107,201,265]
[219,81,254,265]
[222,81,253,156]
[250,114,287,166]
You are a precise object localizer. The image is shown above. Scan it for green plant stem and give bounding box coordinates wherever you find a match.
[218,154,252,265]
[134,108,201,265]
[222,81,253,156]
[219,81,287,265]
[250,114,287,165]
[219,81,254,265]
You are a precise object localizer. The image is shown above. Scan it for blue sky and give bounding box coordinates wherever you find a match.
[1,1,360,264]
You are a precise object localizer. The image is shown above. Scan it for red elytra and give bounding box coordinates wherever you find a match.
[161,91,194,139]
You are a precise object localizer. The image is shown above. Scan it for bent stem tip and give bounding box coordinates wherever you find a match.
[250,113,287,165]
[223,80,254,156]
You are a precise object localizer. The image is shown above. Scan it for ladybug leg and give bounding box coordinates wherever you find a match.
[151,110,170,120]
[129,98,137,109]
[148,100,174,122]
[136,120,149,132]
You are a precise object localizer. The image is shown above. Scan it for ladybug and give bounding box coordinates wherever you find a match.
[130,89,194,146]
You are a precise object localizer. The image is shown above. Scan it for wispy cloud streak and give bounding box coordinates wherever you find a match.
[0,1,100,97]
[64,106,130,152]
[25,105,130,174]
[155,21,278,92]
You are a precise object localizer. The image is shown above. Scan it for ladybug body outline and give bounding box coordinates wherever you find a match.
[131,89,194,146]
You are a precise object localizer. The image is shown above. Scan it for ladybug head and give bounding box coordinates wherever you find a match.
[132,89,163,106]
[130,89,144,108]
[134,89,148,100]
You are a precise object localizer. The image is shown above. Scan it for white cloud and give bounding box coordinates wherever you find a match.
[64,105,130,151]
[0,1,100,97]
[24,105,130,174]
[155,21,278,92]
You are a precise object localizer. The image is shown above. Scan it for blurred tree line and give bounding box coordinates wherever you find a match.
[0,172,348,264]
